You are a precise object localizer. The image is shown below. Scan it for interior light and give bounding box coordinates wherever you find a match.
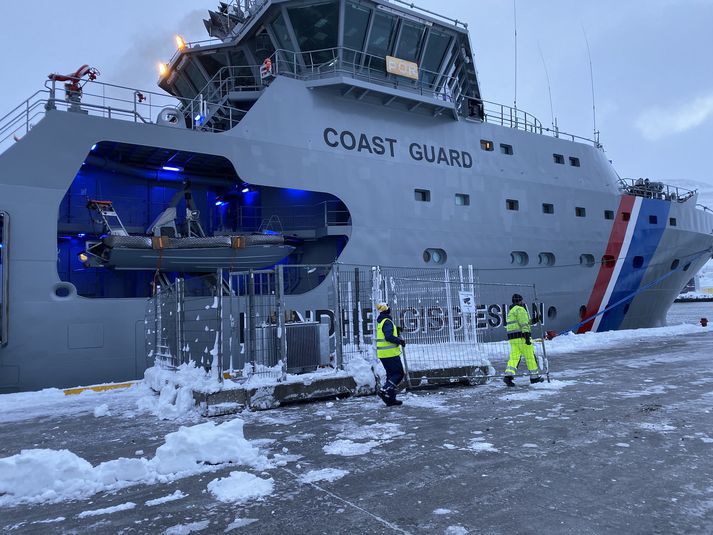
[158,63,168,77]
[78,233,86,238]
[78,253,89,263]
[241,187,250,193]
[162,166,182,172]
[175,35,186,50]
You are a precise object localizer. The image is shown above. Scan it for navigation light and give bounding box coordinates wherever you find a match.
[175,35,186,50]
[158,63,168,77]
[162,166,182,172]
[78,233,86,238]
[78,253,89,263]
[241,187,250,193]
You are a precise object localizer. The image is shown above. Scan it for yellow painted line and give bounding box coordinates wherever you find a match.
[63,381,137,396]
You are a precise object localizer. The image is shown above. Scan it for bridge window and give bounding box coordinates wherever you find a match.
[0,212,7,346]
[510,251,529,266]
[569,157,581,167]
[576,207,587,217]
[500,144,514,155]
[480,140,494,151]
[415,189,431,202]
[649,215,658,225]
[542,203,554,214]
[580,254,595,267]
[506,199,519,211]
[553,154,565,164]
[669,217,677,226]
[671,259,680,270]
[366,11,398,71]
[455,194,470,206]
[271,12,296,51]
[421,29,451,86]
[288,1,339,63]
[633,256,644,269]
[605,210,614,220]
[395,20,426,62]
[343,2,371,63]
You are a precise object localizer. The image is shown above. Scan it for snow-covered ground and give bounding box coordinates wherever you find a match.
[1,305,712,532]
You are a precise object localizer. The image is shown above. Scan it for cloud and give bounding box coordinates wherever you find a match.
[635,92,713,141]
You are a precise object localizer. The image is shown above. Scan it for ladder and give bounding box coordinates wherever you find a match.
[87,200,129,236]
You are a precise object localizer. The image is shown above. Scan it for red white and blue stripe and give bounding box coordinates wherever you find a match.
[579,196,671,333]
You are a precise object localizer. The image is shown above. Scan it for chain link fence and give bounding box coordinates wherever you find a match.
[145,264,549,388]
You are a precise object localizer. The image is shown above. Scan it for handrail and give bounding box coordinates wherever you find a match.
[619,177,697,203]
[388,0,468,29]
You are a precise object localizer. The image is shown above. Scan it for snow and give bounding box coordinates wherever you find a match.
[207,471,274,503]
[468,438,498,453]
[434,508,453,515]
[93,404,111,417]
[298,468,349,484]
[145,490,187,506]
[500,380,571,401]
[323,439,381,456]
[164,520,210,534]
[225,518,258,531]
[0,417,270,506]
[344,355,377,391]
[33,517,65,524]
[445,526,469,535]
[77,502,136,518]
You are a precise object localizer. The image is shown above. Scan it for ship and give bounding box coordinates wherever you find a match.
[1,0,712,393]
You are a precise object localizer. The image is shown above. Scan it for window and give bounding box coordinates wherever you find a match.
[506,199,519,211]
[510,251,529,266]
[538,252,556,266]
[622,212,631,221]
[553,154,565,164]
[395,20,426,62]
[500,144,514,155]
[288,2,340,64]
[0,212,7,346]
[455,194,470,206]
[649,215,658,225]
[580,254,595,267]
[420,29,451,86]
[669,217,677,226]
[633,256,644,269]
[415,189,431,202]
[604,210,615,220]
[542,203,554,214]
[575,207,586,217]
[547,306,558,320]
[671,259,680,270]
[602,255,616,268]
[343,2,371,63]
[480,139,494,151]
[423,248,447,265]
[683,262,691,272]
[569,156,581,167]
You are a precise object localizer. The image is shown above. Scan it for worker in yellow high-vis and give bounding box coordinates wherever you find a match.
[503,294,544,387]
[375,302,406,406]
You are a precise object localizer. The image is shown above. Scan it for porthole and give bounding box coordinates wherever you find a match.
[633,256,644,269]
[538,252,556,266]
[52,282,76,300]
[683,262,691,272]
[580,254,595,267]
[547,306,557,320]
[670,259,680,270]
[423,248,447,265]
[510,251,529,266]
[602,255,616,268]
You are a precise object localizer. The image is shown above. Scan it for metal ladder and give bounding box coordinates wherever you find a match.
[87,200,129,236]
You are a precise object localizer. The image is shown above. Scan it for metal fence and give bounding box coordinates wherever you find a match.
[145,264,549,388]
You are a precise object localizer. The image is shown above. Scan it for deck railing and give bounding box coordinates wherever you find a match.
[619,178,697,203]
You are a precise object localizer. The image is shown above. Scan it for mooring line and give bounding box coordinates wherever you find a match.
[280,467,412,534]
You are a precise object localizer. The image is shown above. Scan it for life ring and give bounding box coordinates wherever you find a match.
[262,58,272,72]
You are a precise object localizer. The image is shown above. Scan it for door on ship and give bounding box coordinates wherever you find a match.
[0,211,7,346]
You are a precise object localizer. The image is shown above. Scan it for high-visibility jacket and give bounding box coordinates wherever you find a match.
[506,304,531,339]
[376,318,402,359]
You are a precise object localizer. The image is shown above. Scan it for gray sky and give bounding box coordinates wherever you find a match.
[1,0,712,201]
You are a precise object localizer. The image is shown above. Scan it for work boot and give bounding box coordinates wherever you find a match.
[503,376,515,388]
[530,376,545,384]
[377,391,390,405]
[386,397,403,407]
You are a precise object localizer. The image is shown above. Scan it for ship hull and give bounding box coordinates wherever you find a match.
[0,77,712,392]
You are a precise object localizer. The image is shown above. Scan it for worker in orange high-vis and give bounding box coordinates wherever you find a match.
[375,302,406,406]
[503,294,544,387]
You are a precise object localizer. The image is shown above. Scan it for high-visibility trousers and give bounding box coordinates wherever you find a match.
[504,337,540,377]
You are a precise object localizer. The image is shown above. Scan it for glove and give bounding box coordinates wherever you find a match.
[524,333,532,345]
[399,339,407,347]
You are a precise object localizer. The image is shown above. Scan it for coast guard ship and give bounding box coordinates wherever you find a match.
[1,0,712,392]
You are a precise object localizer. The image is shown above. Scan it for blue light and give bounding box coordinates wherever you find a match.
[194,114,204,125]
[78,233,86,238]
[215,201,226,207]
[241,187,250,194]
[162,166,182,172]
[90,144,97,151]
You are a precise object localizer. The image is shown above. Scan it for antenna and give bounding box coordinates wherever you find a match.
[537,42,556,133]
[582,27,599,144]
[513,0,518,111]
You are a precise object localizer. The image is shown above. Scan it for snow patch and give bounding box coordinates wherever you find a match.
[225,518,258,531]
[434,508,452,515]
[77,501,136,518]
[146,490,187,506]
[501,380,571,401]
[468,440,498,453]
[445,526,469,535]
[164,520,210,534]
[207,471,274,503]
[638,423,676,432]
[323,439,381,456]
[93,404,111,417]
[298,468,349,484]
[615,443,630,448]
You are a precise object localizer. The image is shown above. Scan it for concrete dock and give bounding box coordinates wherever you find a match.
[1,304,712,534]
